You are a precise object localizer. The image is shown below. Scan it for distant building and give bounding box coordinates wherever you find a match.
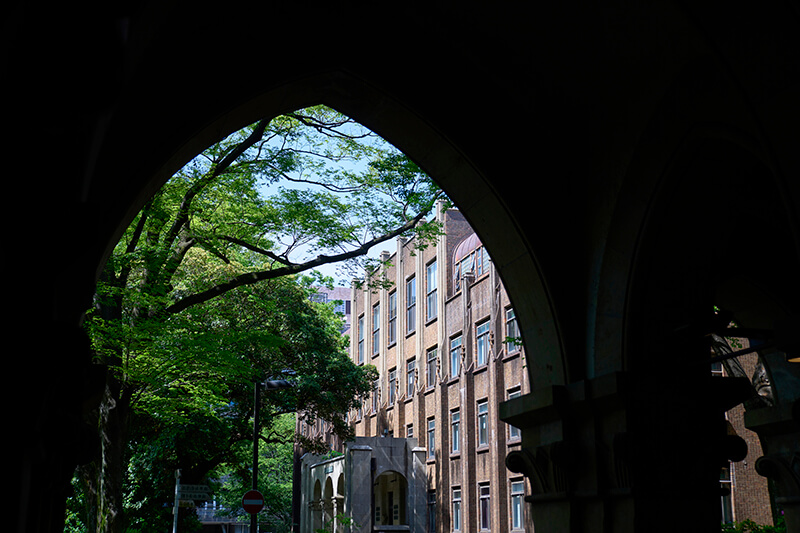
[310,286,353,336]
[298,202,530,533]
[712,340,775,526]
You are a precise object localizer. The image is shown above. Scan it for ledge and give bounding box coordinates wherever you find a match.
[499,372,631,429]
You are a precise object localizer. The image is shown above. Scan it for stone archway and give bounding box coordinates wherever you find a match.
[324,477,335,528]
[313,479,323,533]
[115,71,566,395]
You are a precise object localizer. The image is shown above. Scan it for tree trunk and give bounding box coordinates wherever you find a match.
[97,379,130,533]
[74,378,130,533]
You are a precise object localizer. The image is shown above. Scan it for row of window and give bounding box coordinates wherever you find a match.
[358,245,500,361]
[422,392,521,459]
[444,480,525,532]
[358,306,520,369]
[454,244,491,292]
[357,385,522,447]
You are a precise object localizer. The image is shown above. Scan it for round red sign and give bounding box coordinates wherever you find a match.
[242,489,265,514]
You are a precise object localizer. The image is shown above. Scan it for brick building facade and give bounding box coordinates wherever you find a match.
[341,202,531,533]
[296,204,775,533]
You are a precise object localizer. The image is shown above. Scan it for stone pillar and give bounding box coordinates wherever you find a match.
[500,372,751,533]
[334,495,344,533]
[346,444,373,533]
[409,446,428,533]
[746,397,800,530]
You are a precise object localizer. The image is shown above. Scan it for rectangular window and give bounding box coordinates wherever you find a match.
[450,335,462,378]
[475,246,490,277]
[460,253,474,280]
[388,368,397,405]
[505,307,520,351]
[406,276,416,333]
[452,488,462,532]
[508,389,521,440]
[451,409,460,454]
[427,418,436,459]
[407,424,414,439]
[388,291,397,345]
[476,320,490,366]
[479,484,491,531]
[407,358,416,397]
[477,399,489,447]
[426,259,437,321]
[372,303,381,356]
[510,480,524,530]
[427,347,438,388]
[357,315,365,364]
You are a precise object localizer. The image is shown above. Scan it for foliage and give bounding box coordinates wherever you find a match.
[208,413,297,533]
[63,476,88,533]
[315,513,359,533]
[721,518,786,532]
[75,105,440,532]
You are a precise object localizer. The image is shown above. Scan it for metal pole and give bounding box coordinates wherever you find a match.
[252,381,260,533]
[173,469,181,533]
[251,374,292,533]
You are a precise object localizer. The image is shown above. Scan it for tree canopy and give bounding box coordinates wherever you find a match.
[77,105,444,532]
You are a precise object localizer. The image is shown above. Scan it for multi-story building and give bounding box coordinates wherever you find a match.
[297,201,531,533]
[310,285,353,336]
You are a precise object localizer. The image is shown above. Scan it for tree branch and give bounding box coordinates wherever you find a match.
[163,118,272,254]
[164,207,433,315]
[215,235,294,266]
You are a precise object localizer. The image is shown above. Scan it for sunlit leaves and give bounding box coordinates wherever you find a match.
[83,104,441,532]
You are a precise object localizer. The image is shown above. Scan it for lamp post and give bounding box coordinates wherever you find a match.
[251,375,294,533]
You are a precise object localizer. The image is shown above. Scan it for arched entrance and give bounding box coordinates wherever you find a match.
[111,71,566,395]
[313,480,323,533]
[373,471,408,529]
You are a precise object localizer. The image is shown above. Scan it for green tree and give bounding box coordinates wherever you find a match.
[77,106,442,532]
[209,413,298,533]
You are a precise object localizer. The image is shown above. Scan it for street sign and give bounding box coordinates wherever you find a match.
[177,484,212,501]
[242,489,265,514]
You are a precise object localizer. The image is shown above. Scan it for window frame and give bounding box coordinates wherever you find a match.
[450,335,462,378]
[427,347,438,389]
[372,303,381,356]
[450,409,460,454]
[428,491,437,533]
[477,399,489,448]
[406,276,417,334]
[476,320,491,366]
[505,307,520,352]
[357,314,365,364]
[388,290,397,345]
[452,488,462,532]
[479,483,491,531]
[407,358,416,397]
[507,388,522,441]
[510,480,525,531]
[426,259,438,321]
[427,417,436,459]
